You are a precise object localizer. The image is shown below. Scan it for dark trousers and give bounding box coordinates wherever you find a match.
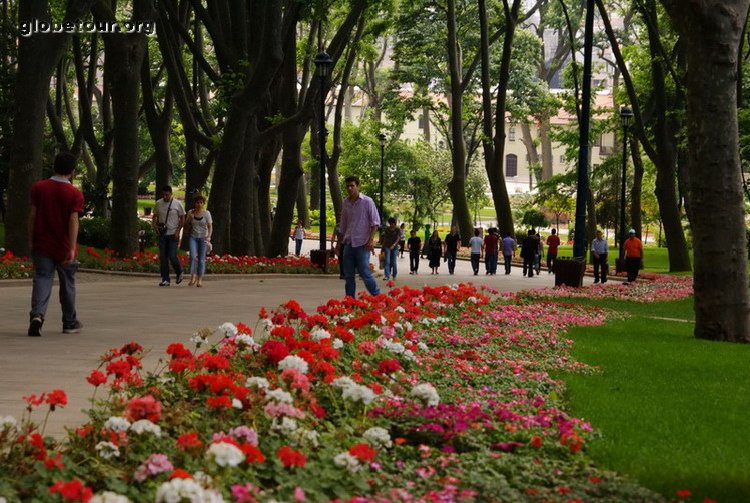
[485,253,498,274]
[446,250,457,273]
[410,252,420,272]
[626,257,641,282]
[159,234,182,282]
[522,256,534,277]
[593,253,608,283]
[503,254,513,274]
[547,253,557,273]
[471,253,480,274]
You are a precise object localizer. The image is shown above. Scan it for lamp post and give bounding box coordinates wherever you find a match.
[618,106,633,267]
[314,51,333,256]
[378,133,386,225]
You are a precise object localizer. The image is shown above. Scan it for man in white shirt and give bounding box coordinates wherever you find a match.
[591,229,609,283]
[153,186,185,286]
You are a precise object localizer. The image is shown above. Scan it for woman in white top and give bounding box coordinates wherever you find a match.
[185,195,213,287]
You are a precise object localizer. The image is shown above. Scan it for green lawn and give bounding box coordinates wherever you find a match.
[559,298,750,502]
[554,244,688,273]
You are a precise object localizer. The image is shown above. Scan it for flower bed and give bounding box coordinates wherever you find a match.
[0,251,33,279]
[0,283,666,502]
[521,274,693,303]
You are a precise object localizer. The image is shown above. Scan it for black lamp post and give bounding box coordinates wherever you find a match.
[618,106,633,266]
[314,51,333,259]
[378,133,386,226]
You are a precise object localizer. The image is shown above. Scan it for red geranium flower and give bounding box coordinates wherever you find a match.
[242,444,266,463]
[277,445,306,468]
[176,432,203,451]
[676,490,692,499]
[85,370,107,387]
[206,395,232,409]
[125,395,162,422]
[45,389,68,408]
[348,443,377,462]
[261,340,290,364]
[170,469,193,479]
[166,343,193,360]
[378,359,402,374]
[48,479,92,502]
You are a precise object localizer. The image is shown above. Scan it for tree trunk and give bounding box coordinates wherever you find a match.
[630,136,643,237]
[230,120,259,256]
[661,0,750,342]
[308,120,320,212]
[104,31,147,255]
[258,135,282,249]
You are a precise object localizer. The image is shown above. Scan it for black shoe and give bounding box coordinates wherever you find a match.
[28,316,43,337]
[63,320,83,334]
[176,273,184,284]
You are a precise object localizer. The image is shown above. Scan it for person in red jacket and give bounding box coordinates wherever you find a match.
[624,229,644,282]
[546,229,561,273]
[27,152,85,337]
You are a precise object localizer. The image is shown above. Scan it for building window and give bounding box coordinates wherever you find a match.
[418,113,426,129]
[559,155,565,164]
[506,154,518,177]
[509,128,516,141]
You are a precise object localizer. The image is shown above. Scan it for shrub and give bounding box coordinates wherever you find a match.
[78,217,157,249]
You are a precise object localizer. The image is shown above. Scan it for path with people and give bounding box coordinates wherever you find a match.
[0,241,593,437]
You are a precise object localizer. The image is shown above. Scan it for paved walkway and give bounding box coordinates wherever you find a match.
[0,241,589,437]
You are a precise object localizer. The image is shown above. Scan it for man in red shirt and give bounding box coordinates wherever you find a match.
[27,152,85,337]
[545,228,561,273]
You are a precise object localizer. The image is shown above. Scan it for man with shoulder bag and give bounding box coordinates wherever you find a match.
[153,186,185,286]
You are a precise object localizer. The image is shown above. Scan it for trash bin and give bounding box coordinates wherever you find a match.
[554,258,586,287]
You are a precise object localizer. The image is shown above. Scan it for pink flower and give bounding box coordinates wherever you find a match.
[134,454,173,482]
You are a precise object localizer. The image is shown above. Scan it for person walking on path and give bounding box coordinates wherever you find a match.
[340,176,381,297]
[291,219,305,257]
[502,233,516,275]
[153,186,186,286]
[382,217,401,281]
[624,229,644,282]
[521,229,538,278]
[27,152,85,337]
[185,195,212,287]
[331,222,344,279]
[398,222,406,258]
[469,229,484,275]
[546,229,561,273]
[591,230,609,283]
[443,226,461,274]
[483,228,499,275]
[407,229,422,274]
[428,230,443,274]
[534,231,544,275]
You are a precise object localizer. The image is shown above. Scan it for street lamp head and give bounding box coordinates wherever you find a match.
[378,133,386,147]
[620,106,633,127]
[314,51,333,79]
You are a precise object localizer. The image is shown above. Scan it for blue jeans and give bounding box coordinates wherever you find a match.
[384,247,398,279]
[446,250,457,273]
[30,253,78,324]
[343,244,380,297]
[503,254,513,274]
[485,253,498,274]
[189,236,208,276]
[295,239,303,256]
[159,234,182,282]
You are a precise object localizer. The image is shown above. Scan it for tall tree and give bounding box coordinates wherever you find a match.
[660,0,750,342]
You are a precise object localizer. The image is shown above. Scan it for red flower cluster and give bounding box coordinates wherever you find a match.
[48,479,92,502]
[125,395,162,422]
[277,445,306,468]
[348,443,377,462]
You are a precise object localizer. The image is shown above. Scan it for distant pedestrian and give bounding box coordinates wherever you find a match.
[154,185,185,287]
[291,219,305,257]
[483,228,499,275]
[624,229,643,282]
[340,176,381,297]
[591,229,609,283]
[534,232,544,275]
[443,226,461,274]
[546,229,561,273]
[331,222,344,279]
[428,230,442,274]
[382,217,400,281]
[521,229,537,278]
[27,152,85,337]
[407,230,421,274]
[185,195,213,287]
[502,233,516,275]
[398,223,406,258]
[469,229,484,275]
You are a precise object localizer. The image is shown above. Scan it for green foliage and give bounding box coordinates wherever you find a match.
[78,217,156,249]
[520,208,548,229]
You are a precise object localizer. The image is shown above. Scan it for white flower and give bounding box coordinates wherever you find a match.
[332,338,344,349]
[245,376,270,390]
[103,416,131,433]
[341,383,376,405]
[206,441,245,467]
[332,377,356,389]
[363,426,392,448]
[235,334,255,346]
[291,428,320,448]
[334,452,361,472]
[417,342,429,351]
[411,383,440,407]
[277,355,309,374]
[265,388,293,404]
[271,417,298,434]
[311,328,331,342]
[0,415,18,433]
[130,419,162,437]
[394,306,406,313]
[382,339,406,354]
[402,349,416,362]
[95,441,120,460]
[232,398,243,409]
[155,478,210,503]
[90,492,131,503]
[217,322,238,338]
[190,334,208,346]
[468,296,480,304]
